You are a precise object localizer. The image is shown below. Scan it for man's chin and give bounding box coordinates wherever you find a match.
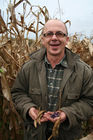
[50,45,59,50]
[49,51,60,56]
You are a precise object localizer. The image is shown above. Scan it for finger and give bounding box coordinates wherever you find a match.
[29,108,39,120]
[43,112,54,118]
[40,117,48,122]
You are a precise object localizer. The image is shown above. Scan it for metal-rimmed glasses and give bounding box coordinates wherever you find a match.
[43,31,67,38]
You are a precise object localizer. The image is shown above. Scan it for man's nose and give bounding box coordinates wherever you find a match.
[51,34,57,39]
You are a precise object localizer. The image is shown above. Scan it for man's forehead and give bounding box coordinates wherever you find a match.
[45,19,64,27]
[43,20,66,32]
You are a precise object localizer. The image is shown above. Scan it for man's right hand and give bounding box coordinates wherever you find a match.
[28,107,48,122]
[28,107,39,120]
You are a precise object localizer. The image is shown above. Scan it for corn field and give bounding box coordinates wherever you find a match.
[0,0,93,140]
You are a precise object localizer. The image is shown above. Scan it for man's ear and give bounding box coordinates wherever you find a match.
[66,36,69,42]
[41,35,44,45]
[65,36,69,46]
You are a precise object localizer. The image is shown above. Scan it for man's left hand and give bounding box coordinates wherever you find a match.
[43,111,66,123]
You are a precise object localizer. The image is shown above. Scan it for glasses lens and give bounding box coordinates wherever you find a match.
[45,32,53,37]
[56,31,66,37]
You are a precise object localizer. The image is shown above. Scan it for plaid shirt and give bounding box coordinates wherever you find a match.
[45,55,68,111]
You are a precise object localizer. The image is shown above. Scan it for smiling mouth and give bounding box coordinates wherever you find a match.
[50,44,59,46]
[49,45,60,50]
[49,43,61,46]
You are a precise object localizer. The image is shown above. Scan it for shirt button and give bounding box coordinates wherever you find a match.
[50,83,53,86]
[50,70,52,73]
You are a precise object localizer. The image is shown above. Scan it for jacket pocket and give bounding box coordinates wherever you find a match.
[24,122,45,140]
[24,122,39,140]
[29,88,42,106]
[64,94,80,106]
[67,94,80,99]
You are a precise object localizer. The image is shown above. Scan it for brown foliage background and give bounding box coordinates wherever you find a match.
[0,1,93,140]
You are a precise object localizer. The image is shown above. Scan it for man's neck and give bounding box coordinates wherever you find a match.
[47,52,65,68]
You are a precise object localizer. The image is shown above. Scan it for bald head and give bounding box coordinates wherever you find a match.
[43,19,68,35]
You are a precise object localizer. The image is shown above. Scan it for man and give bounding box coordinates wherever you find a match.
[11,19,93,140]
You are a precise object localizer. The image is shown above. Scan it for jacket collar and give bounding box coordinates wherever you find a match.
[30,46,80,69]
[30,47,46,61]
[65,47,79,68]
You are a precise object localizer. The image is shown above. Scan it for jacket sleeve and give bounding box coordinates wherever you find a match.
[61,65,93,130]
[11,65,37,121]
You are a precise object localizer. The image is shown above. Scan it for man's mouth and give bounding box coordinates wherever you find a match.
[50,44,60,46]
[49,42,61,46]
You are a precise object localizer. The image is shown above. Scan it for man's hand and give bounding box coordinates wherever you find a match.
[43,111,66,123]
[28,107,48,122]
[28,107,39,120]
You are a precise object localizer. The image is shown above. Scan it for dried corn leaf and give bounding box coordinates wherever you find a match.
[1,74,11,101]
[64,20,71,27]
[0,15,7,33]
[14,0,24,8]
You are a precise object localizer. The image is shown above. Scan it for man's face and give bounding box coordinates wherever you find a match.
[41,20,69,57]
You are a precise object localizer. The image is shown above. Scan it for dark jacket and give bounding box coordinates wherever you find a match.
[11,47,93,140]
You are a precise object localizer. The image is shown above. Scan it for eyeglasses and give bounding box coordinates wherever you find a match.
[43,31,67,38]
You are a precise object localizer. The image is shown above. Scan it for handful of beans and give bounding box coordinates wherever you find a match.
[51,112,60,118]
